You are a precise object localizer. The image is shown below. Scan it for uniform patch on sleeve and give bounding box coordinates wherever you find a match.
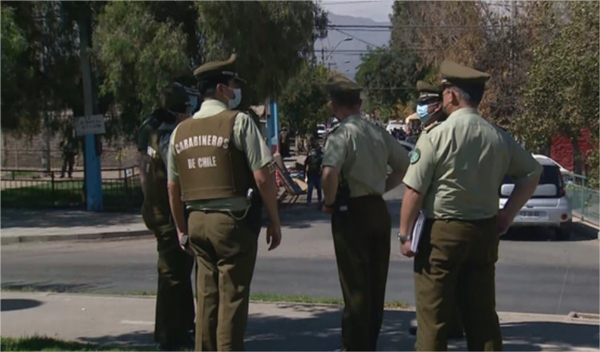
[410,148,421,164]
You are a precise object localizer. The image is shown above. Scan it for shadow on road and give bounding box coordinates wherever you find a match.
[0,298,43,312]
[73,307,600,351]
[78,331,155,349]
[501,224,598,242]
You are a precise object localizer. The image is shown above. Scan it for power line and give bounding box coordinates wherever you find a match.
[330,28,381,47]
[320,0,390,5]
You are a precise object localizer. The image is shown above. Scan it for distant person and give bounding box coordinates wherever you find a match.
[279,127,290,158]
[304,140,323,205]
[59,129,78,178]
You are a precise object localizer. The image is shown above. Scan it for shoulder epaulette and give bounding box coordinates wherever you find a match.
[424,122,441,133]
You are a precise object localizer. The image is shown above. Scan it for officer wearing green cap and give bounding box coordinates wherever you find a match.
[140,83,195,351]
[321,72,410,351]
[409,80,465,340]
[167,54,282,351]
[399,60,542,351]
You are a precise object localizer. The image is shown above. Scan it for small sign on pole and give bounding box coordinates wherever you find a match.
[75,114,106,136]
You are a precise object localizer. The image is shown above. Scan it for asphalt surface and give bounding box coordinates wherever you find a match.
[2,188,599,316]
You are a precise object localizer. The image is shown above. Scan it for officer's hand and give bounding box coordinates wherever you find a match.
[266,223,282,251]
[321,202,334,214]
[400,240,415,258]
[497,208,514,236]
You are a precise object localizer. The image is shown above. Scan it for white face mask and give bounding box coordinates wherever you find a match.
[228,88,242,109]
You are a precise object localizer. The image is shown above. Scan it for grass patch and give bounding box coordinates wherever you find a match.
[0,336,143,351]
[1,287,409,309]
[250,292,409,309]
[0,180,142,210]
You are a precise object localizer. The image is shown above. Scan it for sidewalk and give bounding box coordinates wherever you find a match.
[1,291,598,351]
[0,155,307,245]
[0,209,150,245]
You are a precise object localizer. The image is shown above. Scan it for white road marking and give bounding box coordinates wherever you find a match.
[120,320,154,326]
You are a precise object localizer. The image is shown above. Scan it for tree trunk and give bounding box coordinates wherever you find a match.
[570,136,583,176]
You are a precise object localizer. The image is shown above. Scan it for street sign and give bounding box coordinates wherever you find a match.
[75,114,106,136]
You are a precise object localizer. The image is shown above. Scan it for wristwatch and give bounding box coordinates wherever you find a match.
[397,232,412,244]
[179,234,189,248]
[323,201,335,209]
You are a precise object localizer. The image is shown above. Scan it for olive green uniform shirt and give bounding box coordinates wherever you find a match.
[167,99,273,211]
[403,107,542,220]
[323,114,410,197]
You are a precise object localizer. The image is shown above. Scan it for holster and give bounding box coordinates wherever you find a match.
[332,173,351,214]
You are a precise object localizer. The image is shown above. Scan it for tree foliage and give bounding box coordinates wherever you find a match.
[387,0,599,184]
[93,1,190,139]
[1,2,86,135]
[355,47,424,119]
[279,64,330,136]
[515,1,599,179]
[196,1,327,102]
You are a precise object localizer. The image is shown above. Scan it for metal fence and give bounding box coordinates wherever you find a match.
[0,167,143,212]
[565,174,600,226]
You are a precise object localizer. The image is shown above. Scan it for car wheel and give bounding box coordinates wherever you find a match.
[556,220,572,241]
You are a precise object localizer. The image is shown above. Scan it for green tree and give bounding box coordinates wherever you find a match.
[355,47,425,118]
[279,64,330,136]
[1,2,88,135]
[1,5,31,131]
[93,1,190,139]
[196,1,327,103]
[515,1,599,180]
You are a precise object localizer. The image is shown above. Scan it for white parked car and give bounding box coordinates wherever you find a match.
[499,156,572,240]
[386,122,405,134]
[317,124,327,138]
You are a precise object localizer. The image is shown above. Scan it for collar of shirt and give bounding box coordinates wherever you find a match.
[340,114,361,125]
[194,99,228,119]
[446,107,479,121]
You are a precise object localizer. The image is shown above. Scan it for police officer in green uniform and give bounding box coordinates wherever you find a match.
[399,60,543,351]
[409,80,465,339]
[167,54,282,351]
[140,84,195,351]
[321,73,410,351]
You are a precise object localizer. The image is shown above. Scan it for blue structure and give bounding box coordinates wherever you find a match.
[85,135,103,211]
[267,100,279,153]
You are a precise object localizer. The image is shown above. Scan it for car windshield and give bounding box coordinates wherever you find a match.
[503,165,562,186]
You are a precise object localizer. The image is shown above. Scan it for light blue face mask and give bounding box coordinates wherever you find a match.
[416,104,432,123]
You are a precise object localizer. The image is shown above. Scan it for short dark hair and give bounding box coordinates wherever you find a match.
[449,84,485,106]
[330,91,361,108]
[198,74,233,97]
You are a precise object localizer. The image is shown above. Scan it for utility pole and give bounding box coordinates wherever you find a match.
[78,14,103,211]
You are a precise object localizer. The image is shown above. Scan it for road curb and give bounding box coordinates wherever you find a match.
[1,230,152,245]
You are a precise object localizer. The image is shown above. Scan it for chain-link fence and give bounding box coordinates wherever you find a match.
[566,174,599,226]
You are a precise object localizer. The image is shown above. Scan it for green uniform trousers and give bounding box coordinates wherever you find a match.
[415,290,465,337]
[332,195,391,351]
[188,210,259,351]
[154,228,195,347]
[414,217,503,351]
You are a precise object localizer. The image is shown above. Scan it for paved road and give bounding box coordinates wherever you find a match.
[2,188,599,316]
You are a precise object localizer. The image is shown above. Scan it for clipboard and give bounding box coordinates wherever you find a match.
[410,210,426,253]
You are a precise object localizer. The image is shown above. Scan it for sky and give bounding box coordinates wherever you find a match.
[319,0,395,23]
